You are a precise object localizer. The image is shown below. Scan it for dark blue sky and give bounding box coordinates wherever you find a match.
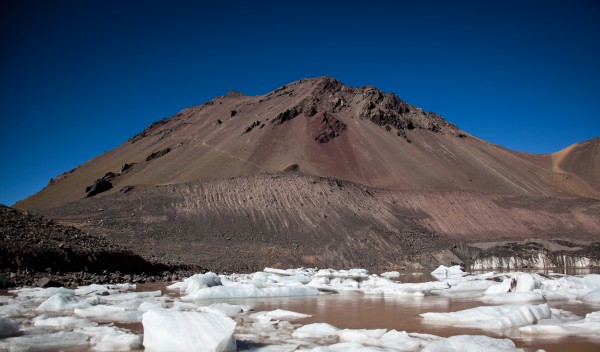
[1,0,599,206]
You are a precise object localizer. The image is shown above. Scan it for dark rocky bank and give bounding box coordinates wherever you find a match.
[0,204,200,289]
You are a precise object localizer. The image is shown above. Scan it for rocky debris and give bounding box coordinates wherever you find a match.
[35,276,63,288]
[120,163,135,173]
[146,147,171,161]
[242,120,261,134]
[129,116,171,143]
[314,113,347,143]
[0,204,193,288]
[85,172,115,198]
[272,106,303,125]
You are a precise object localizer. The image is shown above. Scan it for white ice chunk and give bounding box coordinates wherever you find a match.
[142,309,236,352]
[314,269,369,280]
[172,301,200,311]
[33,315,97,329]
[99,290,161,303]
[422,334,523,352]
[580,288,600,304]
[0,303,25,317]
[2,331,89,351]
[276,275,312,285]
[167,272,222,294]
[430,265,465,280]
[292,323,339,339]
[378,330,422,350]
[305,342,385,351]
[12,287,74,300]
[183,283,318,300]
[421,303,551,330]
[337,328,387,346]
[75,304,143,323]
[250,309,311,322]
[138,300,164,312]
[198,303,250,317]
[482,292,546,303]
[78,326,142,351]
[0,317,20,338]
[36,293,93,312]
[520,311,600,337]
[380,271,400,278]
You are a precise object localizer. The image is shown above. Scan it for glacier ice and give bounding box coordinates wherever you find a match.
[142,309,236,352]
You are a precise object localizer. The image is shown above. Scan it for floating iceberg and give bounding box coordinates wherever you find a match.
[33,315,97,329]
[0,331,89,351]
[183,283,319,300]
[36,293,93,312]
[520,311,600,337]
[78,325,142,351]
[430,265,466,280]
[249,309,311,322]
[421,303,551,330]
[292,323,340,339]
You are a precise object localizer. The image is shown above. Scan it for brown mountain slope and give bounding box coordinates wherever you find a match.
[38,174,600,272]
[15,77,600,211]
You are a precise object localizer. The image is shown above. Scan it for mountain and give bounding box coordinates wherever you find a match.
[12,77,600,272]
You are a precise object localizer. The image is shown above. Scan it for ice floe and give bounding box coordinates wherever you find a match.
[2,267,600,351]
[421,303,552,330]
[292,323,340,339]
[421,334,523,352]
[430,265,467,280]
[142,308,237,352]
[520,311,600,337]
[78,325,142,351]
[36,292,93,312]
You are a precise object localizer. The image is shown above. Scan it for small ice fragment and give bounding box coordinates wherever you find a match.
[167,272,222,294]
[422,334,523,352]
[3,331,89,350]
[250,309,311,322]
[198,303,248,317]
[520,311,600,337]
[291,323,339,339]
[33,315,97,329]
[580,288,600,304]
[36,293,92,312]
[430,265,465,280]
[78,326,142,351]
[381,271,400,278]
[142,309,236,352]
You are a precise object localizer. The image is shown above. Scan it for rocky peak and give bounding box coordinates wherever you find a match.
[276,77,462,141]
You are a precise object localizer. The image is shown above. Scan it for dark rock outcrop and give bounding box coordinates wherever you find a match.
[85,178,113,198]
[146,147,171,161]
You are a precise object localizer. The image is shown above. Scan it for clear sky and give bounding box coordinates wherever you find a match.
[1,0,598,206]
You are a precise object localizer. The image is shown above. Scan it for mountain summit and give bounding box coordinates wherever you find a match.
[16,77,600,211]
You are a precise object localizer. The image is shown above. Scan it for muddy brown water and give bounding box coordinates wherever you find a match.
[2,269,600,352]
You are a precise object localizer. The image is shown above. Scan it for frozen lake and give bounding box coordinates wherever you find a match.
[1,267,599,351]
